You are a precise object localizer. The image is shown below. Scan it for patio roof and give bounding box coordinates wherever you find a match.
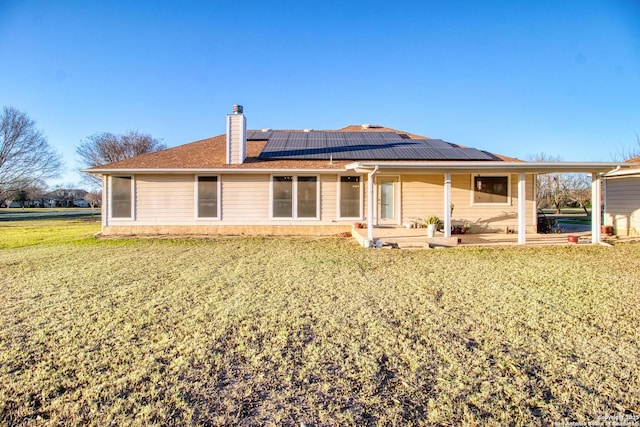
[354,160,627,248]
[346,161,633,174]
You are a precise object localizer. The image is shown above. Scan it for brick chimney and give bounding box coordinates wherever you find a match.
[226,105,246,164]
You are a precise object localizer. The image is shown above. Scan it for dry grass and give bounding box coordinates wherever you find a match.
[0,219,639,425]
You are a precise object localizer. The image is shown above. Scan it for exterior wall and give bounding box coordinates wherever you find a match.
[401,174,444,224]
[104,173,359,234]
[102,171,537,236]
[136,175,194,223]
[221,174,270,223]
[605,176,640,236]
[321,175,338,222]
[400,173,536,233]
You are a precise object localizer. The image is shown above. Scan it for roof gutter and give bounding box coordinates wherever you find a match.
[85,162,636,176]
[345,161,634,174]
[83,167,350,175]
[604,165,640,177]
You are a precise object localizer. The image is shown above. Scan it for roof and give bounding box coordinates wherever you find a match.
[604,156,640,177]
[87,125,518,173]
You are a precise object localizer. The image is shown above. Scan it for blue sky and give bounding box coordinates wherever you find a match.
[1,0,639,187]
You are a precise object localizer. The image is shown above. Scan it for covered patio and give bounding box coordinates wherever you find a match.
[346,160,627,248]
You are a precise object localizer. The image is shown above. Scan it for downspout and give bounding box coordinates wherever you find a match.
[367,165,379,246]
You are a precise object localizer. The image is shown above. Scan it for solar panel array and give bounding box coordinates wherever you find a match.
[246,131,496,161]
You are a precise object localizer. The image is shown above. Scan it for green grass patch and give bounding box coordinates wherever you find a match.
[1,219,639,425]
[0,219,101,249]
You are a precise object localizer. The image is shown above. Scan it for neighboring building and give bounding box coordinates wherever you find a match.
[87,106,628,245]
[42,189,90,208]
[604,156,640,236]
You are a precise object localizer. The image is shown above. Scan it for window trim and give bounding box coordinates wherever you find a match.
[270,174,320,220]
[194,175,221,220]
[109,175,135,220]
[337,175,363,219]
[471,174,511,206]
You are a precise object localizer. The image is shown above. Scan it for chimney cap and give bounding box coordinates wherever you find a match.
[232,105,243,114]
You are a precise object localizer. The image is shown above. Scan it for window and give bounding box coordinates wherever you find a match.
[340,176,361,218]
[297,177,317,218]
[272,176,318,218]
[197,176,218,218]
[273,176,293,217]
[111,176,133,218]
[473,175,509,204]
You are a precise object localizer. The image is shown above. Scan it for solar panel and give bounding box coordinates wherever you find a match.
[246,131,272,140]
[254,131,497,161]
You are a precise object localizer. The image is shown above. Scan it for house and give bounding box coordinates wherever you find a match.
[87,105,628,246]
[42,189,90,208]
[604,156,640,236]
[2,189,89,208]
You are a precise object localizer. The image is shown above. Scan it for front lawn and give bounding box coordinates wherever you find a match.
[1,220,638,425]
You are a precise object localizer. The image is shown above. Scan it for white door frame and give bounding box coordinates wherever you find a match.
[376,175,401,226]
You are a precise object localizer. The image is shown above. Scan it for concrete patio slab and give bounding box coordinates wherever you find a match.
[352,226,594,249]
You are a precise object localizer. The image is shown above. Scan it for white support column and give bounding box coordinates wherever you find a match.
[102,175,108,227]
[518,173,527,245]
[444,173,452,237]
[367,167,378,245]
[591,173,602,244]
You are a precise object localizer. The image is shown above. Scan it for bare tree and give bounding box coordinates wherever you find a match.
[529,152,593,214]
[528,153,563,211]
[0,106,64,201]
[612,134,640,161]
[563,173,591,215]
[84,191,102,209]
[77,131,165,186]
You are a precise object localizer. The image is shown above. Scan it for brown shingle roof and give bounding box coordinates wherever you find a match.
[88,125,518,172]
[626,155,640,168]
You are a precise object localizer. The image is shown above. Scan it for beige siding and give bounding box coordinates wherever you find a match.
[136,175,194,223]
[605,176,640,236]
[109,173,358,229]
[222,174,270,223]
[320,175,338,222]
[223,173,351,225]
[401,174,444,223]
[400,173,535,232]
